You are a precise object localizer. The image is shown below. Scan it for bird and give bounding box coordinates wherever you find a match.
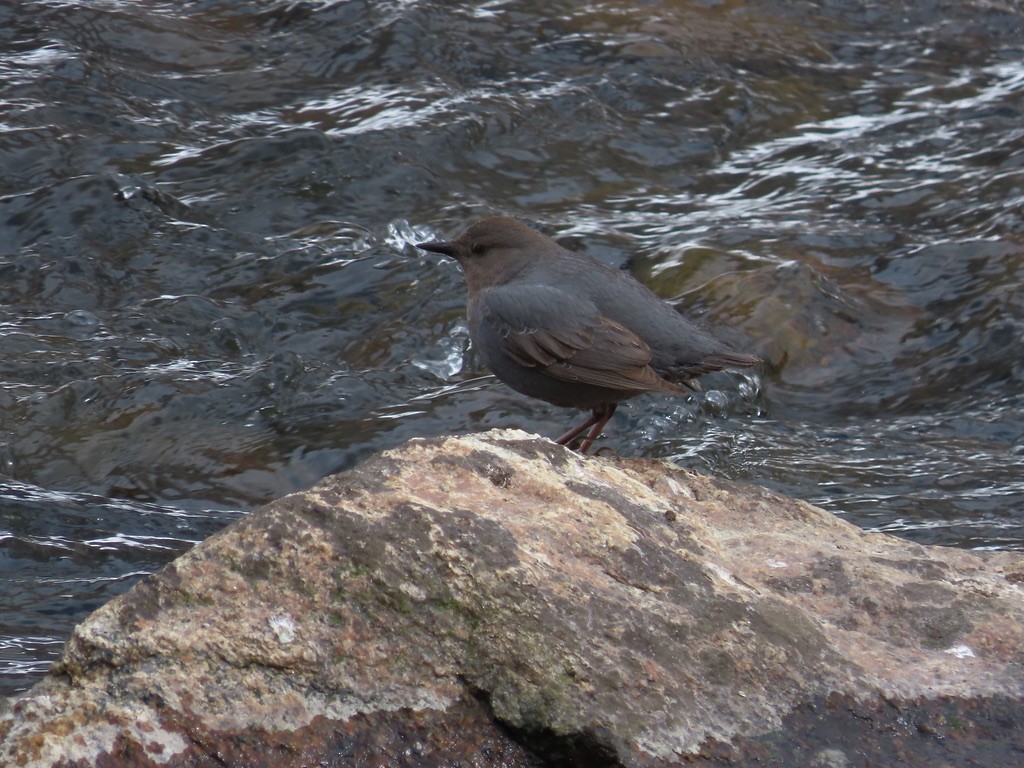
[417,217,759,453]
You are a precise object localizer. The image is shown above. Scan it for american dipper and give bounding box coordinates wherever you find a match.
[417,217,759,453]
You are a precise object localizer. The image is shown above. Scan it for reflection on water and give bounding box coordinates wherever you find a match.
[1,0,1022,693]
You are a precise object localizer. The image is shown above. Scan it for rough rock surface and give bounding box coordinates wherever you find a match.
[1,430,1022,767]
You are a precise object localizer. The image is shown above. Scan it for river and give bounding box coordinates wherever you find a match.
[1,0,1022,694]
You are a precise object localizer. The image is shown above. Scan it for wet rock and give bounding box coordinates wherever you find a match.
[1,430,1022,767]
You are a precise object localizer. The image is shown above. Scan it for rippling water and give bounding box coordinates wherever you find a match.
[1,0,1022,694]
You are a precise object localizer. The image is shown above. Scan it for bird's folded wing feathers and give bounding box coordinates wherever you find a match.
[481,284,685,394]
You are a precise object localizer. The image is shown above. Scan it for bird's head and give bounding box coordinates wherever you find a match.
[417,217,557,290]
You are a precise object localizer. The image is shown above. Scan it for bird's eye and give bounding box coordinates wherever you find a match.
[470,243,486,256]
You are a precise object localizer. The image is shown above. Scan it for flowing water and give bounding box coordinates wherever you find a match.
[1,0,1022,694]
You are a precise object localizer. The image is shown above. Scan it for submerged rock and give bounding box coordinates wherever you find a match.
[1,430,1022,767]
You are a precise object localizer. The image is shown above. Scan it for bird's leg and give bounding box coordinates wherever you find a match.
[555,404,617,453]
[555,410,600,448]
[576,403,617,454]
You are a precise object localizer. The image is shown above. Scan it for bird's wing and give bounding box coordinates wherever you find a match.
[479,284,685,394]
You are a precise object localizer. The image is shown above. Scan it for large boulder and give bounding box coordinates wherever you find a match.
[2,430,1022,766]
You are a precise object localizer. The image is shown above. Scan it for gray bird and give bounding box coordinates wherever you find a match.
[417,217,759,452]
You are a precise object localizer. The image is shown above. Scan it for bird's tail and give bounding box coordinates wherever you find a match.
[702,351,761,370]
[663,350,761,389]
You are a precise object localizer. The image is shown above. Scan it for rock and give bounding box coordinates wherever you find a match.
[1,429,1022,767]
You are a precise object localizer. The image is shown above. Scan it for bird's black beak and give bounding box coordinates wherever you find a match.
[416,239,456,257]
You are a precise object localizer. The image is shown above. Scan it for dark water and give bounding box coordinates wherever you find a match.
[1,0,1022,694]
